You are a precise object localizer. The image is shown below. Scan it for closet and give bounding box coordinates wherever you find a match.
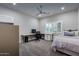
[0,22,19,56]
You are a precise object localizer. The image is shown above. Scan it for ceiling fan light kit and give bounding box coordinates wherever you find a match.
[37,5,49,17]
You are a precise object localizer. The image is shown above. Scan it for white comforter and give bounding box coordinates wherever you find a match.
[52,36,79,53]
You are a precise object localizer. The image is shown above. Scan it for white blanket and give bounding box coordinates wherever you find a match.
[52,36,79,53]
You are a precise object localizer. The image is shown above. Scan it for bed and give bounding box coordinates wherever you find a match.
[52,35,79,56]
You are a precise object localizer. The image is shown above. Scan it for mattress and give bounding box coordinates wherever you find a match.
[52,36,79,53]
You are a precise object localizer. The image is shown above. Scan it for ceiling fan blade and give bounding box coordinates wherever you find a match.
[36,7,41,11]
[42,12,49,14]
[36,5,50,16]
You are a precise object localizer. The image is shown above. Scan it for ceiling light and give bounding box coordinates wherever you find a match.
[61,7,64,10]
[13,3,16,5]
[38,14,42,17]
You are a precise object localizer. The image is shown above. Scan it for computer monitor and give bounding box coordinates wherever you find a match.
[31,29,36,33]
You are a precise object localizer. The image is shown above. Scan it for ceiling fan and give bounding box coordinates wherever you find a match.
[36,5,49,17]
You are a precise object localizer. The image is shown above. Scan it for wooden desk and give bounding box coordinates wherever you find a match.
[21,34,45,43]
[21,34,36,43]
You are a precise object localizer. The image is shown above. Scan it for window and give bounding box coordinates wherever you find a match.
[45,22,62,33]
[46,23,52,33]
[57,22,62,32]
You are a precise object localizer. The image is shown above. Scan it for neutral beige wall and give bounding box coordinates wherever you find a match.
[77,8,79,30]
[0,6,39,35]
[0,6,40,43]
[39,10,78,33]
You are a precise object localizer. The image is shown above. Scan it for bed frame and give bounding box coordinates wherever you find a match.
[56,48,79,56]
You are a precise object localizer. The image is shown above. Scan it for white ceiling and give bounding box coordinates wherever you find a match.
[0,3,79,18]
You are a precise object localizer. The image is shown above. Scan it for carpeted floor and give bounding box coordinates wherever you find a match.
[19,39,68,56]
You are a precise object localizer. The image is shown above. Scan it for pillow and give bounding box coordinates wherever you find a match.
[74,31,79,36]
[64,31,75,36]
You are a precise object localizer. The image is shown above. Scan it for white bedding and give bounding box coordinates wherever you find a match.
[52,36,79,53]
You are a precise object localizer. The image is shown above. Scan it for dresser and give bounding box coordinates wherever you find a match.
[45,33,53,41]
